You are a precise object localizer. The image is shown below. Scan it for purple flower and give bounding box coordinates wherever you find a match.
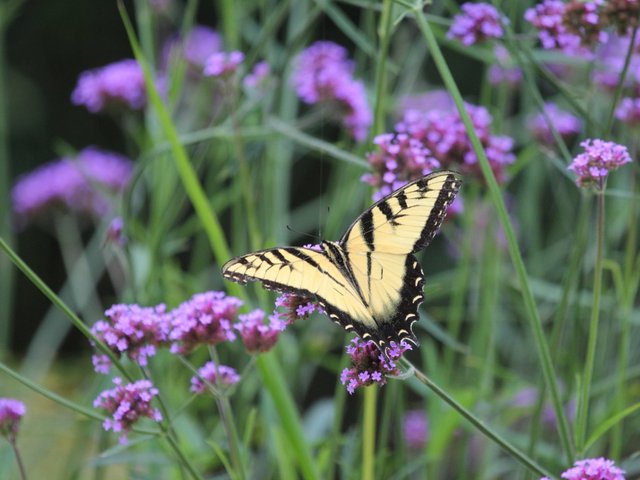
[364,133,441,201]
[615,96,640,124]
[568,139,632,189]
[592,34,640,91]
[12,147,134,225]
[235,309,285,353]
[190,361,240,394]
[487,45,522,87]
[203,51,244,78]
[94,378,162,444]
[71,59,146,113]
[162,25,222,75]
[0,398,26,441]
[340,338,411,394]
[529,102,581,146]
[447,3,504,46]
[169,291,241,354]
[243,61,271,90]
[403,409,429,450]
[524,0,585,55]
[91,303,170,373]
[394,101,515,183]
[275,293,324,325]
[540,457,626,480]
[292,41,372,142]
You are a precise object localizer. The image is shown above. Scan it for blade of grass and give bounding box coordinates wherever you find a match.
[411,7,575,463]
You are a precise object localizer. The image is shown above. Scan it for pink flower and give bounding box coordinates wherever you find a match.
[568,139,632,189]
[94,378,162,444]
[447,3,504,46]
[71,59,146,113]
[203,51,244,77]
[235,309,285,353]
[0,398,26,441]
[190,362,240,394]
[541,457,626,480]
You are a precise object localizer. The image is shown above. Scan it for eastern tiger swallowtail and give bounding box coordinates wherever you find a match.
[222,171,462,354]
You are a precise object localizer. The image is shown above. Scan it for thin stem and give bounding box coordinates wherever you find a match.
[362,386,377,480]
[404,358,553,479]
[10,439,27,480]
[372,0,394,136]
[412,10,575,462]
[576,190,606,453]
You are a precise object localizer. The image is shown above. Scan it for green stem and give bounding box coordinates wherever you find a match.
[372,0,394,136]
[218,0,239,50]
[576,190,606,453]
[0,237,132,381]
[413,10,575,463]
[362,387,377,480]
[405,359,553,479]
[10,439,27,480]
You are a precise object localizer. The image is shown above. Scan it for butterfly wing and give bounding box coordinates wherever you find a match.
[336,171,462,348]
[221,246,377,332]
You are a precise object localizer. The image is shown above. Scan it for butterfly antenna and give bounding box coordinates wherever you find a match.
[285,225,321,245]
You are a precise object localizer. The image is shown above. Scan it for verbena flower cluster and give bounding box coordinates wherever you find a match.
[12,147,133,225]
[447,2,504,46]
[71,59,146,113]
[292,41,372,142]
[93,378,162,444]
[365,100,514,196]
[91,304,171,373]
[275,293,324,325]
[163,25,222,73]
[0,398,26,442]
[540,457,626,480]
[235,309,285,353]
[528,102,582,146]
[169,291,240,354]
[340,338,411,394]
[204,51,245,78]
[487,45,522,87]
[403,409,429,450]
[190,362,240,394]
[568,139,632,189]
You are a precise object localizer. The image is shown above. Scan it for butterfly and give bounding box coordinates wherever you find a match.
[222,171,462,354]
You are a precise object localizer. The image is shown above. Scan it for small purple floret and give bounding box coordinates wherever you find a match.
[190,361,240,394]
[447,3,504,46]
[235,309,285,353]
[0,398,26,441]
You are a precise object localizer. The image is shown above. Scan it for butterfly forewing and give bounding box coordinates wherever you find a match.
[340,171,461,254]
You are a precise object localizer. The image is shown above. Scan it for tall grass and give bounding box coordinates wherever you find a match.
[1,1,640,479]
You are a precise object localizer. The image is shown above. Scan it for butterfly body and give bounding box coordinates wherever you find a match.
[222,171,462,353]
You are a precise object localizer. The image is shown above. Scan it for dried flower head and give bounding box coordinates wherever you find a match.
[602,0,640,34]
[568,139,632,189]
[447,2,504,46]
[340,338,411,394]
[94,378,162,444]
[12,147,133,226]
[190,361,240,394]
[235,309,285,353]
[529,102,581,146]
[91,303,170,373]
[292,41,372,142]
[72,59,146,113]
[562,0,607,47]
[0,398,26,442]
[169,291,241,354]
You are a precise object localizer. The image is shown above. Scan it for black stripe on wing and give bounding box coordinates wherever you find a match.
[317,254,424,354]
[412,173,461,252]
